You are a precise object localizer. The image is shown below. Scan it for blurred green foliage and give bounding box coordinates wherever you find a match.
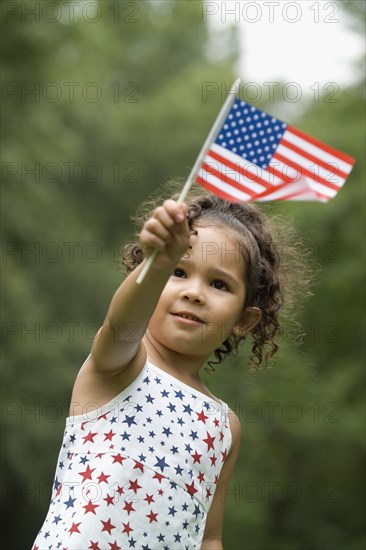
[1,1,365,549]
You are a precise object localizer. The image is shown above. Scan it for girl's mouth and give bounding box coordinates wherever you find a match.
[172,312,204,324]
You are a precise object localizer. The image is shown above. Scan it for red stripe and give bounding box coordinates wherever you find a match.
[274,152,342,192]
[207,149,273,190]
[280,138,348,179]
[196,176,252,203]
[287,125,355,166]
[252,178,302,201]
[266,164,294,183]
[260,187,329,202]
[202,162,257,198]
[253,177,332,202]
[197,175,330,203]
[276,189,328,202]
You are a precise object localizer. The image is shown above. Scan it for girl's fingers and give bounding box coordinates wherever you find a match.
[160,200,187,225]
[152,205,176,230]
[140,200,189,260]
[148,200,188,237]
[144,217,172,242]
[139,228,167,250]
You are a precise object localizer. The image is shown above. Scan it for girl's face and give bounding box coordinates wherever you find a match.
[147,223,250,360]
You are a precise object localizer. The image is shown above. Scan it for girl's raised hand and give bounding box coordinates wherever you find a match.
[139,199,190,270]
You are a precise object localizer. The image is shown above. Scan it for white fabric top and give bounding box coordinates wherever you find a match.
[32,357,232,550]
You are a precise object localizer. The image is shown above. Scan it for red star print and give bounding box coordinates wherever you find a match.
[97,412,108,421]
[123,501,135,515]
[116,485,125,497]
[158,488,164,496]
[198,471,205,483]
[111,453,126,465]
[196,410,208,424]
[191,450,202,464]
[101,518,115,535]
[56,483,62,496]
[219,430,224,441]
[133,460,144,472]
[82,430,97,444]
[144,493,155,504]
[206,486,213,498]
[79,464,96,482]
[221,449,227,461]
[122,521,133,535]
[185,480,198,496]
[210,454,217,466]
[214,474,219,484]
[89,542,100,550]
[146,510,158,523]
[129,479,142,493]
[97,471,110,484]
[203,431,216,451]
[152,472,165,483]
[69,522,81,535]
[213,418,220,427]
[109,542,121,550]
[103,429,116,441]
[95,452,105,459]
[104,494,115,506]
[83,500,100,514]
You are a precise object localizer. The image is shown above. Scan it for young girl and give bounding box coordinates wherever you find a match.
[32,189,306,550]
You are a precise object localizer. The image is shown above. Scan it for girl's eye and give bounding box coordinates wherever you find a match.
[173,268,185,278]
[212,280,228,291]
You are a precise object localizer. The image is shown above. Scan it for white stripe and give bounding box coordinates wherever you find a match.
[256,180,318,202]
[210,143,281,185]
[204,153,268,194]
[198,168,253,201]
[307,179,338,198]
[268,158,301,181]
[276,144,344,187]
[284,129,353,173]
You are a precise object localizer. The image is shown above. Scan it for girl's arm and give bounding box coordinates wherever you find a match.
[201,541,223,550]
[91,199,189,374]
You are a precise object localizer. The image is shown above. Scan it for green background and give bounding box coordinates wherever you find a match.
[2,1,365,548]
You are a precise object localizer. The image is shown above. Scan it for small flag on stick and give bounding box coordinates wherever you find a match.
[136,79,240,284]
[197,98,355,203]
[136,80,355,284]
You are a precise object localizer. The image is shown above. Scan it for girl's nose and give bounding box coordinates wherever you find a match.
[179,286,206,304]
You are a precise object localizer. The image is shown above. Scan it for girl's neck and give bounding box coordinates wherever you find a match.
[143,331,222,406]
[143,331,204,385]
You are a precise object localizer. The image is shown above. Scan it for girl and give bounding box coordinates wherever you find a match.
[32,189,308,550]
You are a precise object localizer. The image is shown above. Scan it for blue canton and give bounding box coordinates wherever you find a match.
[215,99,287,168]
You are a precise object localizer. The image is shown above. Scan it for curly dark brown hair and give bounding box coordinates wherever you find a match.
[121,180,315,373]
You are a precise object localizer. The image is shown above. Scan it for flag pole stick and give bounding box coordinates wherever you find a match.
[136,78,241,285]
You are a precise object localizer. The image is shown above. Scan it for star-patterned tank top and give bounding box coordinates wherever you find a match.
[31,356,232,550]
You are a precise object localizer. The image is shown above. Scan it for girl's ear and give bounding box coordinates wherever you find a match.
[232,307,262,337]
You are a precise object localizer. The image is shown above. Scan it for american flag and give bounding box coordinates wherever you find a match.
[196,99,355,202]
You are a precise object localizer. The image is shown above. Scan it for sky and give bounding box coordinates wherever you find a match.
[205,0,364,101]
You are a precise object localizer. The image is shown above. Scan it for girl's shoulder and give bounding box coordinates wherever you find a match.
[68,344,147,417]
